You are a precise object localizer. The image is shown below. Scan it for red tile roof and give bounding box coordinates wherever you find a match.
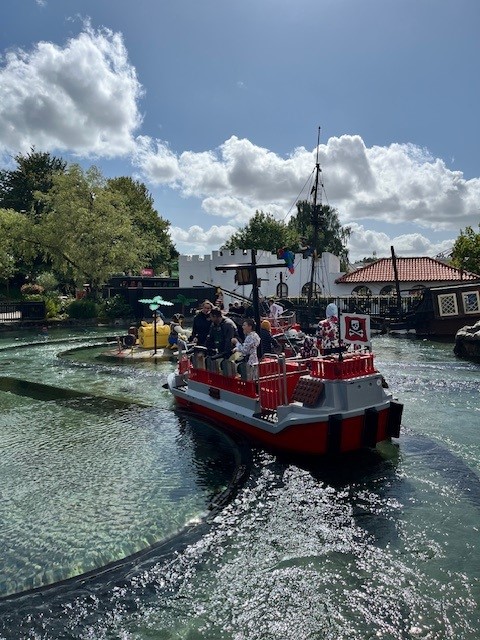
[336,257,480,284]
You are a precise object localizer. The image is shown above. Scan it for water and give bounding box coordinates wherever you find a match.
[0,330,479,639]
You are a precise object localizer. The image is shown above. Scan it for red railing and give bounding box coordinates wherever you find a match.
[189,368,257,397]
[309,353,376,379]
[258,358,308,411]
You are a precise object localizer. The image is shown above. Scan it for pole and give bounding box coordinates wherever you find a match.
[153,310,157,355]
[391,246,402,318]
[251,249,261,331]
[307,127,322,312]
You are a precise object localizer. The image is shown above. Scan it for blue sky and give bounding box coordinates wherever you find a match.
[1,0,479,262]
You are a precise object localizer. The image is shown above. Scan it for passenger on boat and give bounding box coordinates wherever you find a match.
[268,298,284,326]
[205,308,238,358]
[191,300,213,346]
[232,319,261,380]
[259,319,280,356]
[168,314,188,351]
[316,303,339,354]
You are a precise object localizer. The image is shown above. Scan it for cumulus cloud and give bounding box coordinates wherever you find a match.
[0,24,476,261]
[134,133,479,259]
[170,224,238,256]
[347,223,454,261]
[0,23,142,158]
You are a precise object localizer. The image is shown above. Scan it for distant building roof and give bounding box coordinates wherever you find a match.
[336,257,480,284]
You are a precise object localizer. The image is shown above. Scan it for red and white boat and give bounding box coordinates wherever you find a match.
[167,130,403,456]
[166,342,402,456]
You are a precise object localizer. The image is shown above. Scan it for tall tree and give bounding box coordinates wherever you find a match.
[222,211,297,252]
[288,201,351,269]
[107,177,178,272]
[35,165,160,298]
[451,225,480,275]
[0,148,66,219]
[0,208,35,284]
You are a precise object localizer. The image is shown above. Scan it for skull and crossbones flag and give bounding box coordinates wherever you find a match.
[340,314,371,347]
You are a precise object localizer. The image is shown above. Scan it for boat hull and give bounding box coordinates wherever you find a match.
[168,374,402,457]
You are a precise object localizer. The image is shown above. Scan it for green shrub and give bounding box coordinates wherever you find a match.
[67,299,99,319]
[99,295,134,320]
[21,283,45,296]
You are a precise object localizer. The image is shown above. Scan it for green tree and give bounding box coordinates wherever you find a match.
[107,177,178,272]
[0,208,33,284]
[35,165,161,298]
[0,148,66,219]
[288,201,351,269]
[451,225,480,275]
[222,211,297,252]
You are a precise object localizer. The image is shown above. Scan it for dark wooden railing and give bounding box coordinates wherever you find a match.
[0,301,46,323]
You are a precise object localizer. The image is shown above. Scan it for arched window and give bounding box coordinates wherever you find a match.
[301,281,321,296]
[277,282,288,298]
[380,285,394,296]
[409,285,426,297]
[352,285,372,296]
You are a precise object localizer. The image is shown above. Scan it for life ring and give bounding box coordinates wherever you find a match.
[123,334,136,347]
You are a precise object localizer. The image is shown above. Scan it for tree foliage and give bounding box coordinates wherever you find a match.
[0,208,32,281]
[107,177,178,271]
[451,225,480,275]
[288,201,351,268]
[35,165,162,297]
[222,211,297,252]
[0,148,66,219]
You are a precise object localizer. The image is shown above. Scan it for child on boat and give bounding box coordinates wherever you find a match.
[232,319,261,380]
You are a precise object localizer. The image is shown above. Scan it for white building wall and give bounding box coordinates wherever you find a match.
[179,250,347,306]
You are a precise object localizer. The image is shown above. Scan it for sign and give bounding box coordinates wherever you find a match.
[340,314,371,348]
[141,268,154,276]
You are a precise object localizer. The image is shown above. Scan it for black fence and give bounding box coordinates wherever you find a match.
[0,301,46,323]
[280,295,421,329]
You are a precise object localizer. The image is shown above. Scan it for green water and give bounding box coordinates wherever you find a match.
[0,328,239,599]
[1,331,480,639]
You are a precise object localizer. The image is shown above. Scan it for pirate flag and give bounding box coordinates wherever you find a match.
[340,314,371,348]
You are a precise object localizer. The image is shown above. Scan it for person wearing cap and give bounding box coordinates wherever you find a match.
[259,319,280,357]
[316,303,339,354]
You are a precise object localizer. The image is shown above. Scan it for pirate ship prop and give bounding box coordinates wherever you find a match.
[166,250,403,456]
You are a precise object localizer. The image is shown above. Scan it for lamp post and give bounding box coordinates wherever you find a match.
[138,295,174,356]
[149,302,160,354]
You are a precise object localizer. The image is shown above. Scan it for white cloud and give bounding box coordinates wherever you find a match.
[346,223,454,261]
[135,134,479,260]
[0,24,476,263]
[0,23,142,157]
[170,224,238,256]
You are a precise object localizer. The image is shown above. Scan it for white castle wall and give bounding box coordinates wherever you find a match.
[179,250,346,306]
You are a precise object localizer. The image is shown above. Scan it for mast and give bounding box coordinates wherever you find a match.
[307,127,322,309]
[391,245,402,318]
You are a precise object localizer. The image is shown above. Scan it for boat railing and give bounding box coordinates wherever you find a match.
[188,367,258,397]
[309,353,376,379]
[258,356,309,411]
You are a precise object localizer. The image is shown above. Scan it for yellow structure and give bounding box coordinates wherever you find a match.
[138,321,170,349]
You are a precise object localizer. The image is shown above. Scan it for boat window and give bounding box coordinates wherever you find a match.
[462,291,480,314]
[438,293,459,317]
